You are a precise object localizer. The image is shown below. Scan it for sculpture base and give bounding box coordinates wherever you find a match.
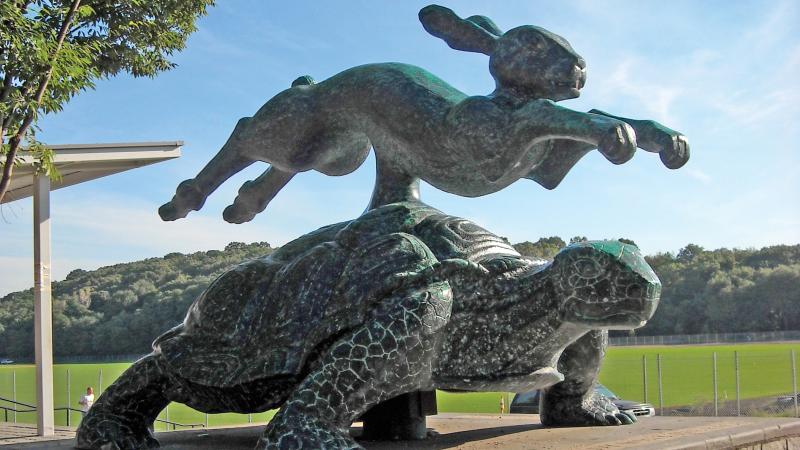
[360,390,438,441]
[9,415,800,449]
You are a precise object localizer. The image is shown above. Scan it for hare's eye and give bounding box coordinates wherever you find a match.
[530,33,548,49]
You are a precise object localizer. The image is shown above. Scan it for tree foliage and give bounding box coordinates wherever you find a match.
[0,0,214,202]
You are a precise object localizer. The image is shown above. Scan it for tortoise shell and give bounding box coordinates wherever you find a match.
[154,202,518,387]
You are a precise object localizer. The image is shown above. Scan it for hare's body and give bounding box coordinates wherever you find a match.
[159,6,689,224]
[225,63,570,194]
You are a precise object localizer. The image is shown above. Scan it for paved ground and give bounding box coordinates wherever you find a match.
[0,423,75,447]
[4,414,800,449]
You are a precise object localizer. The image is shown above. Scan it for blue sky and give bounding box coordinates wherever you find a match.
[1,0,798,296]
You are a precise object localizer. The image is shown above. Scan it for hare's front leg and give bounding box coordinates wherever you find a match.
[516,100,637,165]
[589,109,689,169]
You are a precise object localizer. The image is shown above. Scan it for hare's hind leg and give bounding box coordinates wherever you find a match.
[223,166,295,223]
[159,150,255,221]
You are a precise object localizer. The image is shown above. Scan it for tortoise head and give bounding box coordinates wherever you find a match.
[550,241,661,330]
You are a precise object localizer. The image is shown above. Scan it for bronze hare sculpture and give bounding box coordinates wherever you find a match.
[159,5,689,224]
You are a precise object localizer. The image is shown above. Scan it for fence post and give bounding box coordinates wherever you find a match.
[657,354,663,416]
[205,412,209,428]
[248,413,253,424]
[67,369,71,427]
[712,352,718,417]
[792,350,798,418]
[165,404,169,431]
[12,370,16,423]
[734,351,740,417]
[642,355,648,403]
[98,368,103,395]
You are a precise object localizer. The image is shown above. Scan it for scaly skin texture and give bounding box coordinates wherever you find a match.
[76,202,661,450]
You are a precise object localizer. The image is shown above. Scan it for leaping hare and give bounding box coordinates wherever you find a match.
[159,5,689,224]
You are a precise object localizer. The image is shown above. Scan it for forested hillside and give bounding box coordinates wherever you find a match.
[1,239,798,358]
[0,242,273,358]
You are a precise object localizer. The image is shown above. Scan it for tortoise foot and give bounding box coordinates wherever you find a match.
[257,410,362,450]
[540,390,636,427]
[75,410,160,450]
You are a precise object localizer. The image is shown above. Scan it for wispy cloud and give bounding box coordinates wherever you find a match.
[685,169,712,185]
[606,58,683,124]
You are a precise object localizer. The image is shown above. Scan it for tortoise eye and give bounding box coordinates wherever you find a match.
[574,257,601,278]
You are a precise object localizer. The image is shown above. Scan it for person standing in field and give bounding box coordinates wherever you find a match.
[79,387,94,416]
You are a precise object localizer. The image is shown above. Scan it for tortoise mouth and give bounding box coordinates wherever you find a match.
[561,298,655,330]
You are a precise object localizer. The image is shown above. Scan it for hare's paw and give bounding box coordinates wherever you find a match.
[635,120,690,169]
[75,409,159,450]
[257,410,362,450]
[158,179,206,221]
[597,121,637,165]
[658,132,689,169]
[540,389,636,427]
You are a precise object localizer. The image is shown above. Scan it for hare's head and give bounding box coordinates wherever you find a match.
[419,5,586,102]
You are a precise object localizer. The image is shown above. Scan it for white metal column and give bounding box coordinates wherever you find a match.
[33,174,54,436]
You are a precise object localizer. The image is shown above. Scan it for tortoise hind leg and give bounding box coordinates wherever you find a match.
[257,280,453,450]
[75,353,171,449]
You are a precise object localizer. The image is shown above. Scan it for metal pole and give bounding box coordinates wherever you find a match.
[33,174,55,436]
[792,350,798,418]
[67,369,71,427]
[12,370,16,423]
[165,404,169,431]
[248,413,252,424]
[734,351,740,416]
[642,355,648,403]
[206,412,210,428]
[98,368,103,395]
[712,352,718,417]
[657,354,663,416]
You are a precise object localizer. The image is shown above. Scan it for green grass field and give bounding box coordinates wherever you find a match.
[2,342,799,428]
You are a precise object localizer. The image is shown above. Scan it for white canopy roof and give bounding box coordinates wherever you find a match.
[2,141,182,204]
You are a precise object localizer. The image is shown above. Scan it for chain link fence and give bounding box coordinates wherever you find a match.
[601,350,800,418]
[610,331,800,346]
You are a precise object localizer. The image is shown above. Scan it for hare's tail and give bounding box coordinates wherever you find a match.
[291,75,316,87]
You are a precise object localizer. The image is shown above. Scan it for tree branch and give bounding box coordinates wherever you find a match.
[0,0,82,203]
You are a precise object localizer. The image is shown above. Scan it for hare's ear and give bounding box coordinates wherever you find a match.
[465,15,503,37]
[419,5,499,55]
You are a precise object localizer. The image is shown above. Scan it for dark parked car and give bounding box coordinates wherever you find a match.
[510,384,656,417]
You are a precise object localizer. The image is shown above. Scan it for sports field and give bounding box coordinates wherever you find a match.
[1,342,798,429]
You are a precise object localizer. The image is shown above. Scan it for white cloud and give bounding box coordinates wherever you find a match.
[51,195,296,256]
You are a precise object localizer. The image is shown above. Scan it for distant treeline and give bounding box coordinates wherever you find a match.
[1,239,798,358]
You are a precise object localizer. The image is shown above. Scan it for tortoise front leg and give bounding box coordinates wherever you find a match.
[75,354,171,449]
[257,281,452,450]
[539,330,635,426]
